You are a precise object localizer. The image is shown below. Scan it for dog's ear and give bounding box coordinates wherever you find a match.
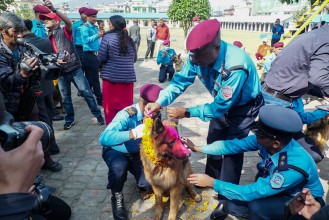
[153,118,165,135]
[178,53,181,59]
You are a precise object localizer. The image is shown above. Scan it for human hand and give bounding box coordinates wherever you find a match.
[144,102,161,117]
[187,173,214,188]
[0,125,44,194]
[98,31,104,37]
[162,51,166,57]
[131,124,146,140]
[180,137,199,152]
[296,188,321,219]
[167,107,186,119]
[20,57,38,78]
[44,0,55,11]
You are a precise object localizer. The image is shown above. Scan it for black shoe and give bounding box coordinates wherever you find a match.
[111,192,127,220]
[53,114,64,121]
[97,115,105,125]
[42,162,63,172]
[64,121,75,130]
[210,203,228,220]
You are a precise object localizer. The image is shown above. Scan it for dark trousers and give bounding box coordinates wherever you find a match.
[82,52,102,103]
[159,65,175,83]
[102,147,151,193]
[294,131,324,163]
[223,196,308,220]
[271,38,280,47]
[205,94,264,200]
[145,40,155,59]
[75,45,84,71]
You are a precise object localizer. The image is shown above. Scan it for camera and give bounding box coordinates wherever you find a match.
[0,112,54,151]
[16,38,60,82]
[32,175,56,215]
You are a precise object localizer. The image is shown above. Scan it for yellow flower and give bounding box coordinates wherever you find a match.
[142,118,158,164]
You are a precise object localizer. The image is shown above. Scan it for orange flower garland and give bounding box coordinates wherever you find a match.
[142,117,158,164]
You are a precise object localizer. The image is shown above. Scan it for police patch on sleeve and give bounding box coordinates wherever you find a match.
[270,172,285,189]
[221,86,233,99]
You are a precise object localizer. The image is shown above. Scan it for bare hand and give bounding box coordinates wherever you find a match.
[296,188,321,219]
[180,137,198,152]
[98,31,104,37]
[20,57,38,78]
[44,0,55,11]
[187,173,214,188]
[167,107,186,119]
[144,102,161,117]
[0,125,44,194]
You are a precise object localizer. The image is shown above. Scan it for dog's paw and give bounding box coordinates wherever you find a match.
[142,192,153,200]
[194,194,202,203]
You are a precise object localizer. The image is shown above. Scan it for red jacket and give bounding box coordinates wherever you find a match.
[156,24,170,40]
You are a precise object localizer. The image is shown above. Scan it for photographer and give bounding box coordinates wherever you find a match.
[156,40,176,83]
[23,19,61,157]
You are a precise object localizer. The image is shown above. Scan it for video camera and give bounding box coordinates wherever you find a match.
[0,112,54,151]
[16,38,60,82]
[32,175,56,216]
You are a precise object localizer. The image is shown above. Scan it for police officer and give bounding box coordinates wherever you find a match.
[145,19,264,219]
[183,105,324,220]
[156,39,176,83]
[81,8,103,106]
[32,4,51,38]
[100,84,162,220]
[72,7,87,63]
[262,25,329,108]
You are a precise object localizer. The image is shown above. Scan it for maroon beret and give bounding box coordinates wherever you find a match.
[33,4,51,14]
[140,84,163,102]
[274,42,284,48]
[233,41,243,48]
[162,40,170,45]
[186,19,221,50]
[84,8,98,16]
[79,7,88,14]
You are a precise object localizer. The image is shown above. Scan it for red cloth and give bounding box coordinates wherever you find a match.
[156,24,170,40]
[102,80,134,125]
[49,27,72,53]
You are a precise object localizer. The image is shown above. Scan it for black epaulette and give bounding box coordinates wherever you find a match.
[84,23,89,26]
[278,152,288,171]
[125,107,137,117]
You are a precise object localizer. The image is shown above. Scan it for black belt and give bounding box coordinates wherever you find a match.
[263,85,292,102]
[84,51,98,56]
[161,64,173,67]
[75,45,83,49]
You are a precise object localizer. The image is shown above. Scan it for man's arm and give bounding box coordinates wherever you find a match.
[292,98,328,124]
[98,35,109,64]
[45,0,72,32]
[188,69,248,121]
[81,26,99,44]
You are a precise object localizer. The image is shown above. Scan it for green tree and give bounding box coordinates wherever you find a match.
[167,0,211,37]
[0,0,14,12]
[16,6,34,20]
[292,6,308,22]
[279,0,318,4]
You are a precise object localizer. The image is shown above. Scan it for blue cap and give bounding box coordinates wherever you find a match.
[252,105,302,138]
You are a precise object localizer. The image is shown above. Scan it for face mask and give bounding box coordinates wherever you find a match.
[163,46,169,50]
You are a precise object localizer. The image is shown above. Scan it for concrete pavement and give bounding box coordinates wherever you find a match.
[41,60,329,220]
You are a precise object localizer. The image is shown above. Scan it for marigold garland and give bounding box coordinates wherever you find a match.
[142,117,158,164]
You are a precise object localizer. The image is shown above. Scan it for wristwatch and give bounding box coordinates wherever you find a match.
[184,109,190,118]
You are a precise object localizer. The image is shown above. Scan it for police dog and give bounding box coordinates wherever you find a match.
[173,53,184,72]
[304,115,329,153]
[140,118,202,220]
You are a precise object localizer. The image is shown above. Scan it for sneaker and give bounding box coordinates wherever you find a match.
[97,115,105,125]
[64,121,75,130]
[144,58,148,62]
[42,162,63,172]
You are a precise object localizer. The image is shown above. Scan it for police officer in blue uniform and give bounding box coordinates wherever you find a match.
[81,8,103,106]
[183,105,324,220]
[72,7,87,62]
[100,83,162,220]
[156,39,176,83]
[145,19,264,219]
[32,5,50,38]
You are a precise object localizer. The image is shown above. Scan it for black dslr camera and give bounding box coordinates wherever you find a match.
[32,175,56,215]
[17,38,60,82]
[0,112,54,151]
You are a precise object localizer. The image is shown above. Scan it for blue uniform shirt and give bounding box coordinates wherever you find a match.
[81,21,100,51]
[72,19,84,46]
[32,19,47,38]
[263,52,276,73]
[99,104,143,153]
[292,98,329,124]
[272,24,284,40]
[156,41,261,121]
[156,48,176,65]
[201,135,324,201]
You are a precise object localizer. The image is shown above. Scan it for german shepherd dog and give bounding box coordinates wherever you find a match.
[304,115,329,153]
[173,53,184,72]
[140,118,202,220]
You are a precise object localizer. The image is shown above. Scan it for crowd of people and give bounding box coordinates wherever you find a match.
[1,1,329,219]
